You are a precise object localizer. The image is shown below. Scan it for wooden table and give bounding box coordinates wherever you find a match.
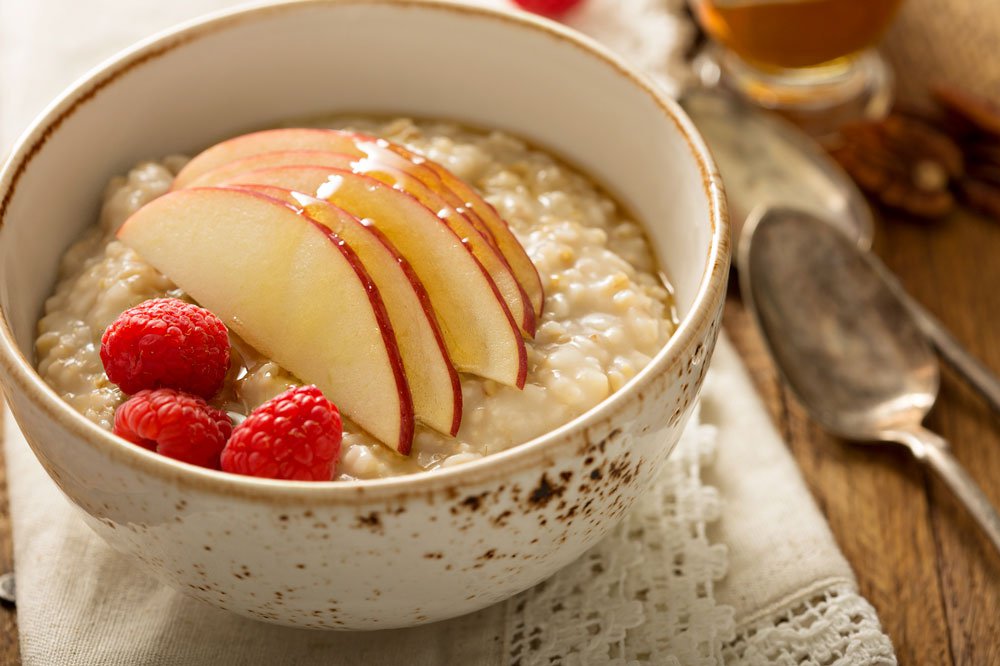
[0,209,997,664]
[726,207,1000,666]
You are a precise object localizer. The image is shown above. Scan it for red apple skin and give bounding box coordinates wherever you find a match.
[173,128,544,321]
[172,129,357,188]
[117,187,415,454]
[380,140,545,320]
[349,156,538,338]
[300,213,416,454]
[232,183,463,437]
[217,166,528,389]
[184,150,355,188]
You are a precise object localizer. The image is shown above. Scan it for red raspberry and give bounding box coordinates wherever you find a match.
[101,298,230,398]
[221,386,343,482]
[114,388,233,469]
[512,0,582,18]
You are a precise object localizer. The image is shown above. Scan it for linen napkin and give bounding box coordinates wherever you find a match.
[1,337,894,665]
[0,0,897,663]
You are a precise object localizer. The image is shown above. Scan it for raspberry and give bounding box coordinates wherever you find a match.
[221,386,342,481]
[114,388,233,469]
[101,298,230,398]
[512,0,582,18]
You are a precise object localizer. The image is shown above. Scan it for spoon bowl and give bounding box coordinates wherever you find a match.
[740,206,938,438]
[740,206,1000,553]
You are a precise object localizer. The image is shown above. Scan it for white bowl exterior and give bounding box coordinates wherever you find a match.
[0,1,727,628]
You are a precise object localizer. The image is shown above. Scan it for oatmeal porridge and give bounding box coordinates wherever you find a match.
[35,118,676,480]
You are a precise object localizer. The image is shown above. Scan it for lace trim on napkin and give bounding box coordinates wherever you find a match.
[503,406,896,665]
[504,412,736,666]
[723,582,897,665]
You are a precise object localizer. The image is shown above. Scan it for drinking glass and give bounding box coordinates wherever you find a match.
[690,0,905,133]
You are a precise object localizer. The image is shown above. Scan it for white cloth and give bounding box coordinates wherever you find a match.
[0,1,897,664]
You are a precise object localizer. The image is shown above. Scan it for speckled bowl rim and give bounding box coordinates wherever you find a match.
[0,0,730,502]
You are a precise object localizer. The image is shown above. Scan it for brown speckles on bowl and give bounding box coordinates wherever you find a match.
[355,512,382,532]
[527,474,565,508]
[491,510,512,527]
[452,491,489,514]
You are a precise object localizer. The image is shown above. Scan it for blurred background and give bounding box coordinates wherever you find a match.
[886,0,1000,107]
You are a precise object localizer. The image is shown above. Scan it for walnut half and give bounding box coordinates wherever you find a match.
[933,86,1000,221]
[827,113,963,219]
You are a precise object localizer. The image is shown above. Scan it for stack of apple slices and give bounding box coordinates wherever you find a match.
[118,129,544,455]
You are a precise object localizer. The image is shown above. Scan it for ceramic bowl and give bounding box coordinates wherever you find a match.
[0,0,728,629]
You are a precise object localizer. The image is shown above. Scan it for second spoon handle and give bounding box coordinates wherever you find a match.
[897,426,1000,553]
[875,259,1000,416]
[904,293,1000,415]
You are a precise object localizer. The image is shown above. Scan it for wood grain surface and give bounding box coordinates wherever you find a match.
[0,210,996,665]
[726,207,1000,666]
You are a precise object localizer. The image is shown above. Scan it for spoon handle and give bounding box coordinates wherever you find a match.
[906,296,1000,416]
[898,426,1000,553]
[875,260,1000,416]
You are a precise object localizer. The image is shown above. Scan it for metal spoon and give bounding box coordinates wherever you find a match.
[680,87,1000,418]
[739,206,1000,552]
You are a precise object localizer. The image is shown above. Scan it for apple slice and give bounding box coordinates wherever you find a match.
[217,167,528,388]
[185,150,348,188]
[232,184,462,436]
[172,128,543,319]
[117,187,415,453]
[363,139,545,320]
[173,129,363,188]
[193,151,535,337]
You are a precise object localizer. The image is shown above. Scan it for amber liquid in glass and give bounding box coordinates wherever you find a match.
[694,0,903,70]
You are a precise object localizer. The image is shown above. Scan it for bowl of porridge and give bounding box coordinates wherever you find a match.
[0,0,728,628]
